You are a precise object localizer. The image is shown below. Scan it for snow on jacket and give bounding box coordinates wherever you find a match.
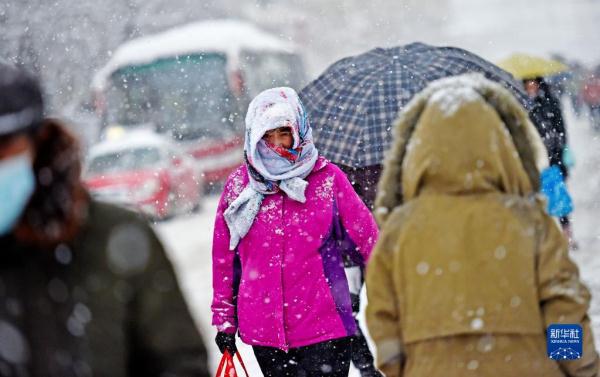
[212,156,378,350]
[367,75,599,377]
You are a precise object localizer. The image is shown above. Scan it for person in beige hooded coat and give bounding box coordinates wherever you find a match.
[366,74,599,377]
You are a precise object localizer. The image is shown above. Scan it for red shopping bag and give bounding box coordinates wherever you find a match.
[216,350,249,377]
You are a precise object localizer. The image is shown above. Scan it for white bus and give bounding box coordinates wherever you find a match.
[92,19,307,184]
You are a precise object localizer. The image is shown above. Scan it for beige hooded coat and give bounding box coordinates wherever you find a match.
[366,75,599,377]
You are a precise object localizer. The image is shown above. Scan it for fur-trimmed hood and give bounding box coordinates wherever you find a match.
[374,74,548,225]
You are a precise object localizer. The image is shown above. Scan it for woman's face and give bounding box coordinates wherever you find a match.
[263,126,293,149]
[524,80,540,98]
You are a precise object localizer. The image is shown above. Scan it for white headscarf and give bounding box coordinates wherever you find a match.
[224,87,319,250]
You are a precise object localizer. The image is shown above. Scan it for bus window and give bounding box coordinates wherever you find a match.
[241,52,307,97]
[105,53,240,141]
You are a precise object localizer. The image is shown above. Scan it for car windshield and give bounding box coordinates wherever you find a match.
[105,53,239,141]
[87,147,162,175]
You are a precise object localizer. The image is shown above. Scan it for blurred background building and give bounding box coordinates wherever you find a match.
[1,0,598,112]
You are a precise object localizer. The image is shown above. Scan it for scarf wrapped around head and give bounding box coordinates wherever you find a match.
[224,87,319,250]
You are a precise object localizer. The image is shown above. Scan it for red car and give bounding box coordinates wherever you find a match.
[84,131,203,220]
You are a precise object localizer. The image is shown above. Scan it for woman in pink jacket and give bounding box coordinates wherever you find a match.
[211,87,378,376]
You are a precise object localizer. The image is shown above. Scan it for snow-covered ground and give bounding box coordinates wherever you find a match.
[567,103,600,336]
[154,104,600,375]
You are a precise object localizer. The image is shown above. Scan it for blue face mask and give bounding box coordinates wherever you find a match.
[0,152,35,236]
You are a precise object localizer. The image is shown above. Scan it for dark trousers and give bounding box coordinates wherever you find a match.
[253,337,352,377]
[350,320,377,372]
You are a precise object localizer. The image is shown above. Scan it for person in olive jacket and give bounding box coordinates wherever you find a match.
[0,62,209,376]
[367,74,599,377]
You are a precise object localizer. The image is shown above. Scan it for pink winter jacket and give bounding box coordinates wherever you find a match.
[211,157,378,350]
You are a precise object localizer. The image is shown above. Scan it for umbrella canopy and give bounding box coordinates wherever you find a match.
[497,53,569,80]
[300,43,531,168]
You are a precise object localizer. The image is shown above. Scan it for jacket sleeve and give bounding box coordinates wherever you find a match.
[210,182,239,334]
[537,213,600,377]
[133,220,210,376]
[334,166,379,266]
[366,216,404,377]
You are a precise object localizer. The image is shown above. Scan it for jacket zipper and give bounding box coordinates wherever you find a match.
[279,193,289,351]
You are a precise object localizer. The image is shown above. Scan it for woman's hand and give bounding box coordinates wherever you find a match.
[215,332,237,355]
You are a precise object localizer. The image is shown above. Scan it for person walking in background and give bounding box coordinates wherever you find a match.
[582,67,600,131]
[339,167,383,377]
[367,75,599,377]
[523,77,577,248]
[0,62,209,376]
[211,87,378,376]
[524,77,569,178]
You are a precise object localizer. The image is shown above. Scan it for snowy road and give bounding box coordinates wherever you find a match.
[154,106,600,375]
[568,105,600,337]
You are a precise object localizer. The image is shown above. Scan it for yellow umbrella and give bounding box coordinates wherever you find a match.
[497,53,569,80]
